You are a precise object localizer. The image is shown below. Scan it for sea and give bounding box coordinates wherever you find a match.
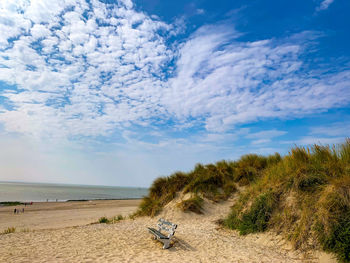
[0,181,148,202]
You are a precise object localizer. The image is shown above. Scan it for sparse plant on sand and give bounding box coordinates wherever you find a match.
[98,217,109,223]
[112,214,124,223]
[98,215,124,224]
[2,227,16,234]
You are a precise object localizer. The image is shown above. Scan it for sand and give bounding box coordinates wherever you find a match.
[0,200,141,231]
[0,197,337,262]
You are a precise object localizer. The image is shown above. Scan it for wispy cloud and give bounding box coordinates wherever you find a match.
[309,122,350,137]
[196,9,205,15]
[292,136,344,146]
[316,0,335,11]
[163,26,350,132]
[245,129,287,145]
[281,121,349,147]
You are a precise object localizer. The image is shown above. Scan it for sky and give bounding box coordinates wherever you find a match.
[0,0,349,187]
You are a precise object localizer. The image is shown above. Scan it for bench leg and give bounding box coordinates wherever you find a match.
[162,239,170,249]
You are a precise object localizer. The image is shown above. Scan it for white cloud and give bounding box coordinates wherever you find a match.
[30,24,51,40]
[0,0,349,142]
[163,26,350,132]
[317,0,335,11]
[196,9,205,15]
[0,0,172,138]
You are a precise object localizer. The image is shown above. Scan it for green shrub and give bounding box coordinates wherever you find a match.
[225,192,278,235]
[317,211,350,263]
[296,174,327,192]
[98,217,109,223]
[315,179,350,262]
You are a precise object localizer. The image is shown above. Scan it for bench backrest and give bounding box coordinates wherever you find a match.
[157,218,177,238]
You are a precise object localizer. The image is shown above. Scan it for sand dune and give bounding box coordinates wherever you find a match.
[0,197,336,262]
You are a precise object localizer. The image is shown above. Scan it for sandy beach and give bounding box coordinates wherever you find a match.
[0,197,336,262]
[0,200,141,231]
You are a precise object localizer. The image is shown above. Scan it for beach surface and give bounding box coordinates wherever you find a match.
[0,199,141,231]
[0,198,336,262]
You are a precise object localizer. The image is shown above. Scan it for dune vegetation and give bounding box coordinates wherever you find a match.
[135,139,350,262]
[98,215,124,224]
[1,227,16,235]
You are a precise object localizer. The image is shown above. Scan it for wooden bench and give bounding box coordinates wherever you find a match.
[147,218,177,249]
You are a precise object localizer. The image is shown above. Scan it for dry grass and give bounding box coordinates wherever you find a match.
[136,139,350,262]
[1,227,16,235]
[177,195,204,214]
[223,139,350,262]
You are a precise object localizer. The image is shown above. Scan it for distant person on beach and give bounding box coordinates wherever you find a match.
[22,208,24,213]
[14,208,16,214]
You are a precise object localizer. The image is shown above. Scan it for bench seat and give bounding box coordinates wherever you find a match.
[148,227,168,239]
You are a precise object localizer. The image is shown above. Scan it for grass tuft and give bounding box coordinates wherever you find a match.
[98,214,124,224]
[177,195,204,214]
[2,227,16,234]
[225,191,278,235]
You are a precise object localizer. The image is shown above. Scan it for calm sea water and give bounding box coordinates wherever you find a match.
[0,181,148,202]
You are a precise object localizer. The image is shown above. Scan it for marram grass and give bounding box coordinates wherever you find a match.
[136,139,350,262]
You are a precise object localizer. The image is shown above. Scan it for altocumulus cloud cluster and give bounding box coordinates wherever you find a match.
[0,0,349,140]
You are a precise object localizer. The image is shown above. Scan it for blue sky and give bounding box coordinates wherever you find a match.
[0,0,349,187]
